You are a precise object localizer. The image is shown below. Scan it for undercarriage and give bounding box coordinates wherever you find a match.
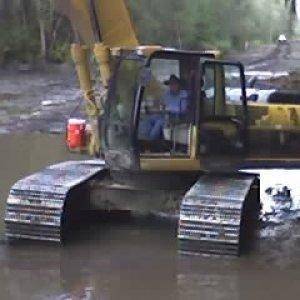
[5,160,260,256]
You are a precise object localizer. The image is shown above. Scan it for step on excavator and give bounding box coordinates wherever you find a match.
[5,0,300,256]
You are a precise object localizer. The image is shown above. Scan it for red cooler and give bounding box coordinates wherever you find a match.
[67,119,86,150]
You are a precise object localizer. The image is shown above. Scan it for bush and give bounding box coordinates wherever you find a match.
[49,41,70,63]
[0,23,40,64]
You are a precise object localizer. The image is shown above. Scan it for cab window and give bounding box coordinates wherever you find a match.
[138,54,196,157]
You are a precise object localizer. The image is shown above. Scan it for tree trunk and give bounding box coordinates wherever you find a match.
[176,20,182,49]
[286,0,297,37]
[22,0,32,26]
[2,0,11,21]
[39,20,47,61]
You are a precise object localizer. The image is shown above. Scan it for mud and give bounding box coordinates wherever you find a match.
[1,134,300,299]
[0,67,84,135]
[229,40,300,73]
[228,40,300,95]
[1,41,299,137]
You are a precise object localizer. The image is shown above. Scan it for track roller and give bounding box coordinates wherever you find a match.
[178,174,260,256]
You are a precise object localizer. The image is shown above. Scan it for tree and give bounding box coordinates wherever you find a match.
[33,0,54,60]
[128,0,291,50]
[0,0,297,64]
[285,0,297,36]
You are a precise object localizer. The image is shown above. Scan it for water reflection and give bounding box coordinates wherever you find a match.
[3,220,300,300]
[2,220,179,299]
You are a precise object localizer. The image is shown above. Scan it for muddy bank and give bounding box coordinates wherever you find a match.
[1,41,299,138]
[227,40,300,72]
[0,65,84,135]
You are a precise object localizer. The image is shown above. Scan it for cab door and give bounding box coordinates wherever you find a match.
[199,60,249,171]
[104,56,142,171]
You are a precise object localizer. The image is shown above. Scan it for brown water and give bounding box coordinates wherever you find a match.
[1,134,300,300]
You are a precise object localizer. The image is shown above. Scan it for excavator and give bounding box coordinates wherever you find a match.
[4,0,300,256]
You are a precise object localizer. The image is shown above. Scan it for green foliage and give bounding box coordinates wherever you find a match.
[0,23,40,63]
[0,0,71,64]
[50,41,70,63]
[0,0,297,64]
[128,0,293,50]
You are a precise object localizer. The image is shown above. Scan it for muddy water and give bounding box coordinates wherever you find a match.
[1,134,300,300]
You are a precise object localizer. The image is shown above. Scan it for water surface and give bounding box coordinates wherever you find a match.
[1,134,300,300]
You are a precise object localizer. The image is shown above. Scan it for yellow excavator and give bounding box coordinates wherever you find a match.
[4,0,300,256]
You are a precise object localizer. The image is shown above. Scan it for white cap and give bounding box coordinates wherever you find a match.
[68,118,86,125]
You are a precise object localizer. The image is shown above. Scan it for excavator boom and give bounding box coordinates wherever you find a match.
[55,0,138,47]
[55,0,140,155]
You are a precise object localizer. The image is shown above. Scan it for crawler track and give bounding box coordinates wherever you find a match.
[178,174,259,256]
[5,160,106,242]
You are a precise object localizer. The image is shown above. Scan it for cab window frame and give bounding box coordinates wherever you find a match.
[133,51,216,157]
[200,60,248,123]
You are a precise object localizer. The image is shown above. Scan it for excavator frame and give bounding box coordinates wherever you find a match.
[5,46,261,256]
[4,0,300,256]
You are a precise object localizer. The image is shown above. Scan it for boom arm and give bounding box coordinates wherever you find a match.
[57,0,139,87]
[56,0,138,47]
[91,0,138,47]
[55,0,139,155]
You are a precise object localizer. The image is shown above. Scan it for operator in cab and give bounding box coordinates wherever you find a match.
[163,74,188,116]
[139,74,189,141]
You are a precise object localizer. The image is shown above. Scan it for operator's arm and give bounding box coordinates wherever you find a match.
[163,90,189,115]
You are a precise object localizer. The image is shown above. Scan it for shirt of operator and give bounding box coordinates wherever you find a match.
[163,90,188,115]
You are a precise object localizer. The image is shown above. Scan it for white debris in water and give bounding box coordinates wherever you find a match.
[19,114,30,121]
[31,111,41,117]
[48,122,66,134]
[0,110,9,123]
[0,128,10,134]
[245,71,289,78]
[42,100,67,106]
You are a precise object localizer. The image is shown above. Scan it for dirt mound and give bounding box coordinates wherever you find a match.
[269,70,300,90]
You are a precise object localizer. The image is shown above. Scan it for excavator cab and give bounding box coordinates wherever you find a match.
[199,60,248,170]
[104,49,248,172]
